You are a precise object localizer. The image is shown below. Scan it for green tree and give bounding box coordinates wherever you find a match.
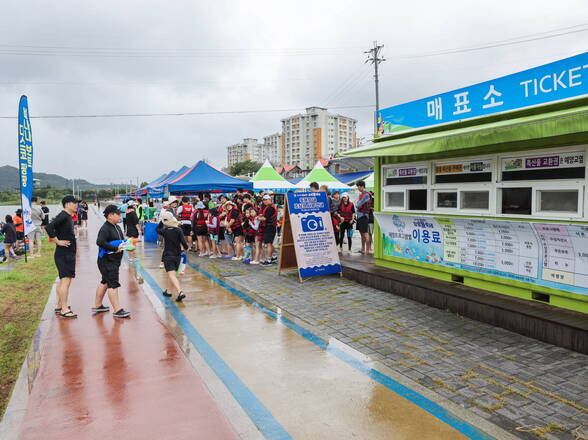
[228,160,262,176]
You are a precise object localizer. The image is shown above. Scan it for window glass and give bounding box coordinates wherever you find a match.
[461,191,490,210]
[502,187,531,215]
[408,189,427,210]
[385,192,404,208]
[436,192,457,208]
[538,190,578,213]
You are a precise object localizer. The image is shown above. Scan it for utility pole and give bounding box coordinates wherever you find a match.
[364,40,385,137]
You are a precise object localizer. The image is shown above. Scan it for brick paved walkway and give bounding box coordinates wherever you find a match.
[190,256,588,440]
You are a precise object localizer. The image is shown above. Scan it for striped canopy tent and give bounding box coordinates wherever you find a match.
[250,159,296,193]
[295,161,351,190]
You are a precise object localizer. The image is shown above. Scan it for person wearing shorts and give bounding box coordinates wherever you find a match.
[94,205,130,318]
[157,212,189,302]
[46,195,79,319]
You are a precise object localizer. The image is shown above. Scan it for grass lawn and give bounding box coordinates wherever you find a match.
[0,242,57,418]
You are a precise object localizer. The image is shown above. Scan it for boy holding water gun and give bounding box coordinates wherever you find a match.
[94,205,131,318]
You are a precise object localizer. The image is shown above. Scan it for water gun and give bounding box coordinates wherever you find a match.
[0,233,5,243]
[98,238,139,258]
[178,252,187,276]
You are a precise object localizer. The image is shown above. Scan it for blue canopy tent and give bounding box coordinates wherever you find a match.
[332,171,373,185]
[145,170,175,197]
[168,160,253,193]
[148,165,190,197]
[136,172,168,196]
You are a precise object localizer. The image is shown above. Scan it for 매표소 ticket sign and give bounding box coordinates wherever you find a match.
[285,191,341,280]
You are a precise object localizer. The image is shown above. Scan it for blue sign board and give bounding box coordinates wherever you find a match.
[286,191,341,279]
[377,52,588,135]
[18,95,35,235]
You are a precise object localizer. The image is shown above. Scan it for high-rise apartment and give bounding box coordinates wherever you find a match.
[261,133,281,165]
[281,107,357,170]
[226,138,263,168]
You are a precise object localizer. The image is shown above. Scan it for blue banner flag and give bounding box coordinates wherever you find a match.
[18,96,35,235]
[377,52,588,135]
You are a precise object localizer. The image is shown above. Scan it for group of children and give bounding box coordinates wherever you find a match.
[158,192,283,267]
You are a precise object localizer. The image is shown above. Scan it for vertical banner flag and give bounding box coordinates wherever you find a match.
[18,96,35,235]
[286,191,341,279]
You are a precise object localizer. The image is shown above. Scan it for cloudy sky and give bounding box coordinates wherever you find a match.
[0,0,586,184]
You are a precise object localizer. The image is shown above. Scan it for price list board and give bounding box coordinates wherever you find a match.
[376,214,588,295]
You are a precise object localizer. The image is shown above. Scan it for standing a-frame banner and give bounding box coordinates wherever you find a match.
[278,191,342,281]
[17,96,35,262]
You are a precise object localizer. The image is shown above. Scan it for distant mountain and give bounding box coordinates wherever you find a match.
[0,165,121,191]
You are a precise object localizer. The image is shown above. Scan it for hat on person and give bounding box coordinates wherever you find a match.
[341,193,349,199]
[103,205,121,217]
[262,194,272,200]
[168,196,178,204]
[128,200,136,206]
[195,201,205,209]
[224,200,235,208]
[62,195,80,206]
[162,211,180,227]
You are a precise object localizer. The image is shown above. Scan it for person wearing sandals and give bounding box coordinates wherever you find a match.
[157,212,189,302]
[94,205,131,318]
[46,195,80,319]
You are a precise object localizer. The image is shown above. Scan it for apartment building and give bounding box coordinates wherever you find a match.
[281,107,357,171]
[226,138,262,168]
[261,133,281,165]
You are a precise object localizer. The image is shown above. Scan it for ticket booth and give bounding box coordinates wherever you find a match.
[345,53,588,313]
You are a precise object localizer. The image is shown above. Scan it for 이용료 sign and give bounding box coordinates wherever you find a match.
[377,52,588,135]
[376,213,588,295]
[285,191,341,279]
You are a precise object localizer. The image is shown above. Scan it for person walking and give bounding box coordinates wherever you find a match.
[30,197,44,257]
[1,215,18,263]
[79,201,89,229]
[46,195,79,319]
[355,180,373,254]
[157,212,189,302]
[94,205,131,318]
[258,195,278,265]
[337,194,356,252]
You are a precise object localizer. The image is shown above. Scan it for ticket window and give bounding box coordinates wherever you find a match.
[536,189,580,214]
[501,187,532,215]
[382,164,428,211]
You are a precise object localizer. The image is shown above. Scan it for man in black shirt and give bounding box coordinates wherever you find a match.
[46,195,79,319]
[94,205,131,318]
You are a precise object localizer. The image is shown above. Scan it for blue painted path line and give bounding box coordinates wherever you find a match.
[134,262,292,440]
[186,262,495,440]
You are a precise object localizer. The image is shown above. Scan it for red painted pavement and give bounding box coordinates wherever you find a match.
[18,221,238,440]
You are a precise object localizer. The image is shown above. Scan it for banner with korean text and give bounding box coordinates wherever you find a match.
[376,213,588,295]
[377,52,588,135]
[18,96,35,235]
[286,191,341,279]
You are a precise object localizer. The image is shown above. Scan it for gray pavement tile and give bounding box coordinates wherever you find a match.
[192,258,588,438]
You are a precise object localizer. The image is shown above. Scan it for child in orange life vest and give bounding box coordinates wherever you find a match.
[242,208,259,264]
[206,208,222,258]
[192,201,210,257]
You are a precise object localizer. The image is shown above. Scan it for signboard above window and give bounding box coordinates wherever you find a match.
[377,52,588,135]
[502,151,585,181]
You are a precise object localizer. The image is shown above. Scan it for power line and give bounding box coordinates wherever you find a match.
[0,104,374,120]
[0,23,584,58]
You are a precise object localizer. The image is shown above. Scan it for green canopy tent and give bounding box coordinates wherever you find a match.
[295,160,351,190]
[251,159,296,193]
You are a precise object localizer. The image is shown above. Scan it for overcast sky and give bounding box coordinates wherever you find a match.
[0,1,586,184]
